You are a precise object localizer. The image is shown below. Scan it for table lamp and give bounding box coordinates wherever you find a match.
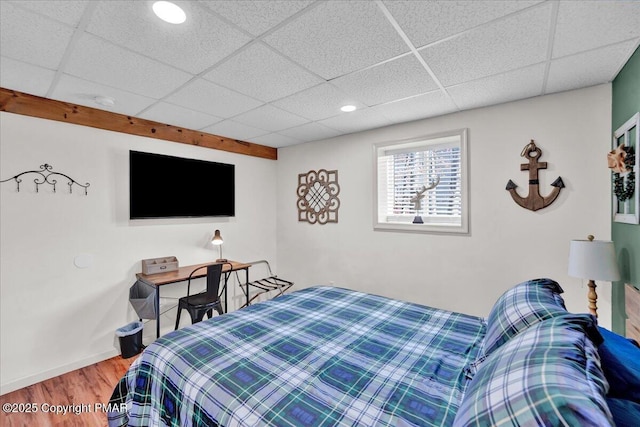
[211,229,226,262]
[568,235,620,318]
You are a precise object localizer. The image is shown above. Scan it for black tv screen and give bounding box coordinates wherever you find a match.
[129,151,235,219]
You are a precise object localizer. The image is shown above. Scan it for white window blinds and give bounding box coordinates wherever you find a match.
[374,129,468,234]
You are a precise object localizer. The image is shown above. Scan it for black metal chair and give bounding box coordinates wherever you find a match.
[175,263,224,330]
[237,260,294,308]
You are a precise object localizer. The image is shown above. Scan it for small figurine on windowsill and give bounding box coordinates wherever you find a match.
[410,176,440,224]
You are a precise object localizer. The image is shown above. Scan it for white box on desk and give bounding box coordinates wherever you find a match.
[141,256,179,275]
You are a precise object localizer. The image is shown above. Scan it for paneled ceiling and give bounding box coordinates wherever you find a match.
[2,1,639,148]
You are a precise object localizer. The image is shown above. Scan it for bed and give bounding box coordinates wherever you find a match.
[108,280,640,426]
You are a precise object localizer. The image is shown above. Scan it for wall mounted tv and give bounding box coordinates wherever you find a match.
[129,150,235,219]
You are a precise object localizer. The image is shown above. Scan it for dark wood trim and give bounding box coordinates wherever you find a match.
[0,87,277,161]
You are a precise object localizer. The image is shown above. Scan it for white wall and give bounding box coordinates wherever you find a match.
[0,84,614,395]
[277,85,614,326]
[0,113,278,394]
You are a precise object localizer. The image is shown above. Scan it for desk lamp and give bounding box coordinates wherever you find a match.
[568,235,620,318]
[212,229,226,262]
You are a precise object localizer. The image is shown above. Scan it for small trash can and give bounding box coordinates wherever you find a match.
[115,321,144,358]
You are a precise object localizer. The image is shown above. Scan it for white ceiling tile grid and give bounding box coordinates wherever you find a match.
[420,3,554,87]
[230,104,310,133]
[374,91,458,124]
[85,1,251,75]
[7,0,88,27]
[162,78,263,119]
[203,43,323,102]
[546,40,640,95]
[319,107,392,134]
[250,132,302,148]
[51,74,157,116]
[0,2,76,69]
[201,120,270,142]
[331,54,439,107]
[1,0,639,148]
[447,64,547,111]
[382,0,542,49]
[0,57,56,97]
[63,33,193,100]
[272,83,366,122]
[200,0,315,37]
[278,122,343,143]
[138,101,223,131]
[552,1,640,58]
[264,0,409,79]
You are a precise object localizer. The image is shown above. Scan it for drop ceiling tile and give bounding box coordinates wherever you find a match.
[383,0,541,48]
[318,107,392,134]
[8,0,88,27]
[447,63,546,111]
[201,120,269,141]
[272,83,365,121]
[278,122,342,142]
[85,1,251,74]
[51,74,157,116]
[201,0,314,36]
[420,2,552,87]
[373,91,458,123]
[553,1,640,58]
[0,1,75,69]
[165,78,263,118]
[264,1,408,79]
[203,43,323,102]
[231,104,309,132]
[250,133,302,148]
[0,57,56,97]
[546,40,637,94]
[331,55,438,107]
[138,102,222,130]
[65,34,192,99]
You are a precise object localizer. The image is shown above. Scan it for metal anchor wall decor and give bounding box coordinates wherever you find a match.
[506,140,564,211]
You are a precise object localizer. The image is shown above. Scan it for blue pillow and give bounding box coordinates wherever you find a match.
[598,326,640,403]
[454,314,612,427]
[483,278,567,356]
[606,398,640,427]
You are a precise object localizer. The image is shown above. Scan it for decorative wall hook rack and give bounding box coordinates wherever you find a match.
[0,163,90,195]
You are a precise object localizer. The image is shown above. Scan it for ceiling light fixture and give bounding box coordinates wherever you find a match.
[152,1,186,24]
[94,95,115,107]
[340,105,356,112]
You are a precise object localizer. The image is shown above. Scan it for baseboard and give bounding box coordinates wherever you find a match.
[0,349,119,396]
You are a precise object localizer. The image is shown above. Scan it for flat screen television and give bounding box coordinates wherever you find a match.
[129,150,235,219]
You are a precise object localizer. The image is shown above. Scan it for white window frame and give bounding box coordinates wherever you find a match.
[373,128,469,234]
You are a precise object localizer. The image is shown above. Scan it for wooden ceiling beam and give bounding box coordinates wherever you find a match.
[0,87,277,161]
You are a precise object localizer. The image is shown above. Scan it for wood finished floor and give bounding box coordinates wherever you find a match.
[0,356,136,427]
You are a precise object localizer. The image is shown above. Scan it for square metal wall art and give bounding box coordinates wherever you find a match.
[297,169,340,224]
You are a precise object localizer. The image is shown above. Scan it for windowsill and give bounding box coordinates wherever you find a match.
[374,221,469,235]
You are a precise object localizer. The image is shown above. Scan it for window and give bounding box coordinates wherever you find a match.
[374,129,468,234]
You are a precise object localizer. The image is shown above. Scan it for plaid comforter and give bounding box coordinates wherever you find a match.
[108,286,486,426]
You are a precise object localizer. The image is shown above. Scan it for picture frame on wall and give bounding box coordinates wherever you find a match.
[611,112,639,224]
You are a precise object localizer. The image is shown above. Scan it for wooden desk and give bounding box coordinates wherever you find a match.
[136,260,251,338]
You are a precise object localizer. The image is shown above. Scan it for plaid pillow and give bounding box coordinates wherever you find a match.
[483,278,567,357]
[454,314,613,427]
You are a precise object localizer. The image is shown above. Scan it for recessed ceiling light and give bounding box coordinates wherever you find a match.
[94,95,115,107]
[340,105,356,112]
[153,1,186,24]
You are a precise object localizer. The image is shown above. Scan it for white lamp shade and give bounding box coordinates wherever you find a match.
[568,239,620,281]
